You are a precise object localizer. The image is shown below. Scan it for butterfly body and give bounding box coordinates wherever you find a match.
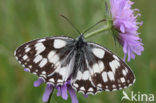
[14,35,135,95]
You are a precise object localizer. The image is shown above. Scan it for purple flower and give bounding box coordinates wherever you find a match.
[110,0,144,61]
[34,78,78,103]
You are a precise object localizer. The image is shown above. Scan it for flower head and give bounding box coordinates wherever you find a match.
[34,78,78,103]
[110,0,144,61]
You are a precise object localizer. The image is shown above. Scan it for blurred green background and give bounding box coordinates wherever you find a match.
[0,0,156,103]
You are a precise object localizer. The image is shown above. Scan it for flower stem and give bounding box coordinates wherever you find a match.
[84,21,111,39]
[47,89,54,103]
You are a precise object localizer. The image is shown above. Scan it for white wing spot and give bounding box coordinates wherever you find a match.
[92,48,105,59]
[48,54,59,64]
[124,86,127,88]
[125,67,129,73]
[49,78,54,82]
[48,51,56,62]
[127,80,130,83]
[112,89,117,91]
[35,43,45,55]
[102,72,108,82]
[93,63,100,73]
[25,47,31,53]
[23,55,28,60]
[97,84,102,88]
[122,69,127,76]
[80,87,85,91]
[118,84,121,87]
[73,83,78,88]
[29,65,32,68]
[59,67,67,77]
[57,79,63,82]
[105,89,110,91]
[76,71,83,80]
[33,55,43,63]
[112,84,116,88]
[24,62,27,65]
[82,71,90,80]
[107,72,115,81]
[98,60,104,72]
[109,60,120,74]
[129,83,132,86]
[54,39,66,49]
[42,71,46,75]
[39,58,47,68]
[88,88,93,92]
[120,77,125,83]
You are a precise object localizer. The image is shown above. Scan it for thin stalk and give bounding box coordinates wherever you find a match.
[84,21,112,39]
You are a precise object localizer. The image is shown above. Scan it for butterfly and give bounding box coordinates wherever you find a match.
[14,33,135,95]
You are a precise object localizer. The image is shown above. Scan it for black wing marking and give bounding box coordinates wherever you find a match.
[14,36,75,86]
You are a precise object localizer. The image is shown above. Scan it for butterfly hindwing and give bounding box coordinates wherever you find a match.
[14,36,75,85]
[71,42,135,95]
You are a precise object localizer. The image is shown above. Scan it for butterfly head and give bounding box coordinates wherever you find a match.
[75,34,86,49]
[77,33,84,40]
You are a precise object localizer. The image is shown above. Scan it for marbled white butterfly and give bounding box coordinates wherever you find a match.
[14,34,135,95]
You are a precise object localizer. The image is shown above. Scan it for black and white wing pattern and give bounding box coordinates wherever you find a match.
[15,35,135,95]
[71,42,135,95]
[14,36,75,86]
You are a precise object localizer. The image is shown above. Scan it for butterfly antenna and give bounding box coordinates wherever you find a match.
[60,14,81,34]
[82,19,106,34]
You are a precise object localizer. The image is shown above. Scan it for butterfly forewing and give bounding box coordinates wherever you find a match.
[14,37,75,85]
[71,42,135,95]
